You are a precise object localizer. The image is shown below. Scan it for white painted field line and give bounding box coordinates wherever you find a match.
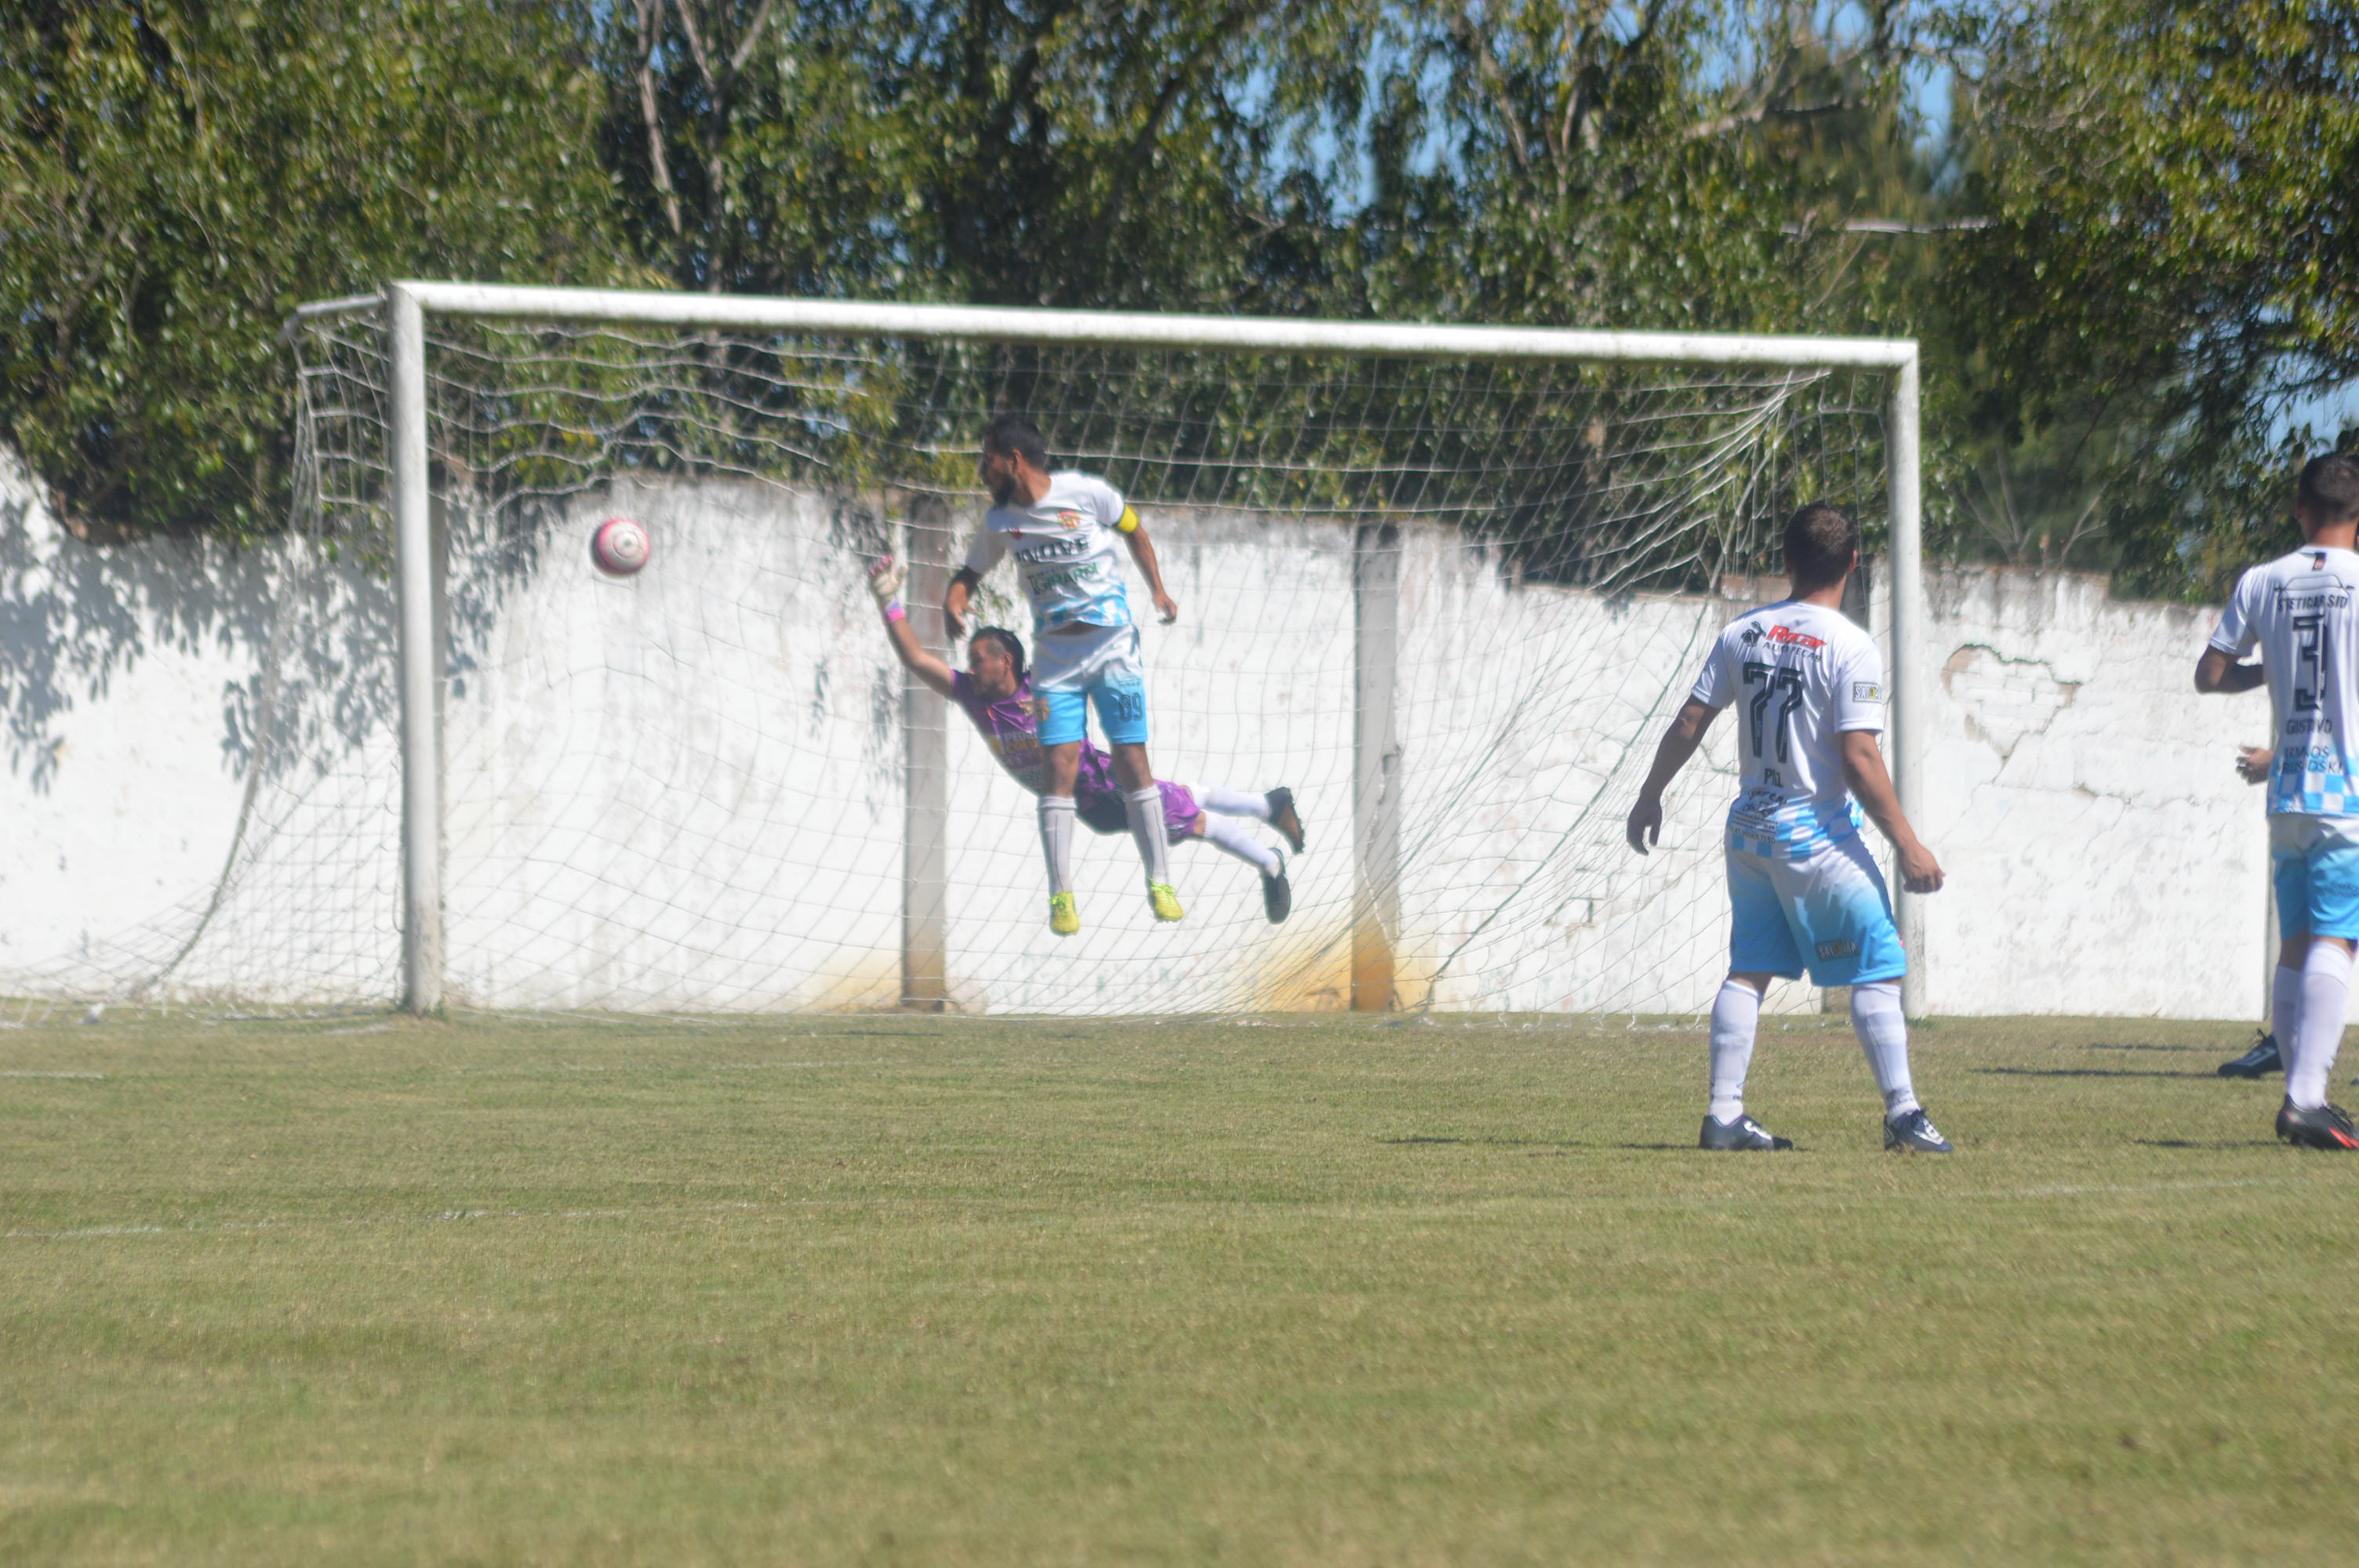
[0,1070,106,1080]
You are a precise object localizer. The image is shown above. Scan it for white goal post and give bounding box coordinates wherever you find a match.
[300,281,1927,1019]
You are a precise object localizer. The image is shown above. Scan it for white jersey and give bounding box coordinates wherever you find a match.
[2210,545,2359,818]
[1690,600,1885,858]
[964,471,1136,634]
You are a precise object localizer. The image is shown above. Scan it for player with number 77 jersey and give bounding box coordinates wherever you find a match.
[1625,501,1949,1156]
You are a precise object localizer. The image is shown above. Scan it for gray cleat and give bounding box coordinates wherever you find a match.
[1700,1112,1793,1151]
[1883,1107,1954,1153]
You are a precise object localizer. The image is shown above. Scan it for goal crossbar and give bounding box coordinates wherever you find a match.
[317,281,1926,1018]
[303,281,1921,370]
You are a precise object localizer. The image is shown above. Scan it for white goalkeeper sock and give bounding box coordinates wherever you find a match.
[1125,788,1172,887]
[2288,941,2354,1111]
[2273,962,2302,1053]
[1190,783,1273,820]
[1849,979,1918,1116]
[1038,796,1075,897]
[1196,815,1279,875]
[1708,977,1762,1123]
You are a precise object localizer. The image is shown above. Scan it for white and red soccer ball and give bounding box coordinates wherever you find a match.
[591,516,652,575]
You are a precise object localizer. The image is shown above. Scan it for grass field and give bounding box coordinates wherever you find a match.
[2,1008,2355,1564]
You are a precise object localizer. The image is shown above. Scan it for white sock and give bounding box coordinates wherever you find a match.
[1038,796,1075,897]
[1190,783,1272,820]
[1849,979,1919,1117]
[2288,942,2354,1110]
[1125,788,1172,887]
[1196,815,1280,875]
[1708,978,1762,1123]
[2272,963,2302,1051]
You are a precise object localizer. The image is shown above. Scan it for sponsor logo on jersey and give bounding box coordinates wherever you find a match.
[1815,938,1859,960]
[1027,563,1102,594]
[1016,535,1093,562]
[1853,681,1883,701]
[1057,510,1086,530]
[1762,623,1826,650]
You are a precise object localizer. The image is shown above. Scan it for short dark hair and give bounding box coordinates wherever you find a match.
[971,625,1027,682]
[1783,500,1859,586]
[2299,454,2359,524]
[981,412,1049,471]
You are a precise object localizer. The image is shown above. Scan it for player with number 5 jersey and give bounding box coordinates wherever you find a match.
[1627,502,1952,1156]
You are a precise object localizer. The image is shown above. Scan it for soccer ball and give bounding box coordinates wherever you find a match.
[591,517,653,575]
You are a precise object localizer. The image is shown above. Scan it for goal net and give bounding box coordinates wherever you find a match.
[7,290,1910,1018]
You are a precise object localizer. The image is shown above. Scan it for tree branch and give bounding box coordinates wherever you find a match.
[1080,2,1256,266]
[635,0,685,238]
[1685,97,1851,140]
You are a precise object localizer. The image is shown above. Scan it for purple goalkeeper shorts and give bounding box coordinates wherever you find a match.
[1076,781,1199,840]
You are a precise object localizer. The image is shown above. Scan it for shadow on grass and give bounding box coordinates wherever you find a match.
[1607,1141,1815,1154]
[1975,1066,2208,1080]
[1378,1135,1591,1152]
[2133,1138,2280,1150]
[2080,1043,2215,1054]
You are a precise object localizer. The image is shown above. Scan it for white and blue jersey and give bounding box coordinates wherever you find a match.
[964,471,1137,634]
[1689,601,1885,859]
[2211,546,2359,817]
[2212,546,2359,938]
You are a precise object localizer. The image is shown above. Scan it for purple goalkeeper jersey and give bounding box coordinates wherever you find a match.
[951,672,1197,837]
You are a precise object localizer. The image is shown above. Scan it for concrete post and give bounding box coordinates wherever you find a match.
[902,499,951,1011]
[1354,524,1401,1011]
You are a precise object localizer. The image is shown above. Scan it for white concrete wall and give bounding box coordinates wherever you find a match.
[0,455,2271,1018]
[1917,568,2267,1018]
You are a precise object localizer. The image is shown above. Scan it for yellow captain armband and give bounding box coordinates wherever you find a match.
[1115,505,1141,535]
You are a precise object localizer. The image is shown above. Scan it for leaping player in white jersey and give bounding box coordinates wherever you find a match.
[2197,452,2359,1149]
[944,412,1187,934]
[1626,502,1953,1153]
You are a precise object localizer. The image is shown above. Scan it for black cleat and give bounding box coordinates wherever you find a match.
[1265,787,1307,855]
[1262,857,1292,924]
[2219,1030,2284,1078]
[2276,1099,2359,1149]
[1884,1107,1954,1152]
[1699,1112,1793,1151]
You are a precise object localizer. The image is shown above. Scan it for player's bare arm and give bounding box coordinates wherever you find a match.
[1120,518,1180,624]
[1837,729,1943,893]
[1625,698,1721,852]
[2194,647,2266,694]
[943,566,983,641]
[870,556,956,699]
[2238,744,2272,783]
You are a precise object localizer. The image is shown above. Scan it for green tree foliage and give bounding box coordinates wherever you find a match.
[1943,0,2359,595]
[603,0,1300,308]
[1312,1,1935,332]
[3,0,2352,593]
[0,1,627,538]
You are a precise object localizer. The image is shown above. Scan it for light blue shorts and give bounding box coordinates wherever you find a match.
[1726,834,1907,987]
[2270,815,2359,939]
[1033,621,1149,747]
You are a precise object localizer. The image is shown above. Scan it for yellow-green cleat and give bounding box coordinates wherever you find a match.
[1147,883,1185,922]
[1048,891,1081,936]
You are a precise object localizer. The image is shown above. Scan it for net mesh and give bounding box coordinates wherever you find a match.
[2,305,1893,1018]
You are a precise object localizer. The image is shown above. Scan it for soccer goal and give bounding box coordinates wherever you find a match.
[54,285,1928,1019]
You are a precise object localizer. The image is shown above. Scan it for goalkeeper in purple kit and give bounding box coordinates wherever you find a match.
[867,555,1303,931]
